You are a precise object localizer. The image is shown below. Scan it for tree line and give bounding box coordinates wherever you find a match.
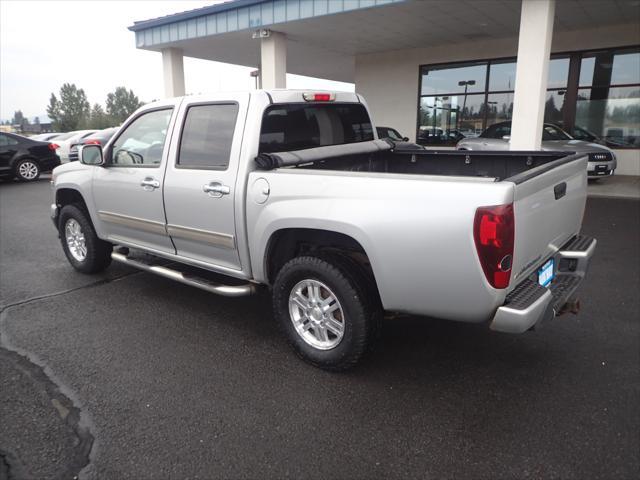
[47,83,144,131]
[3,83,144,132]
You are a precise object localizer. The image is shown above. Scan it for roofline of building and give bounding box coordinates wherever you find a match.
[128,0,264,32]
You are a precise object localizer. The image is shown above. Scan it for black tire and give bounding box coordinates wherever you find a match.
[59,204,112,273]
[272,255,381,371]
[14,158,41,182]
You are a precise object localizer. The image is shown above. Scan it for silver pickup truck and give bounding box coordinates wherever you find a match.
[51,90,596,370]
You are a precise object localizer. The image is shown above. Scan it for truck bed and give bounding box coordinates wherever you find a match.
[255,140,579,182]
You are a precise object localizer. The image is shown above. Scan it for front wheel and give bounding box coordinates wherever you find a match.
[272,256,381,371]
[59,204,112,273]
[15,158,41,181]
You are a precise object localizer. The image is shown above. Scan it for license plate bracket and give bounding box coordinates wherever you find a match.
[538,258,555,287]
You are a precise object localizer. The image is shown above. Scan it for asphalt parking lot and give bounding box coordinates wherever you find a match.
[1,176,638,480]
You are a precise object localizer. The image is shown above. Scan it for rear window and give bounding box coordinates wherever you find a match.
[259,103,373,153]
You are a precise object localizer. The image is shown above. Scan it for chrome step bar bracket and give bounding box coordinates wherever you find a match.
[111,252,256,297]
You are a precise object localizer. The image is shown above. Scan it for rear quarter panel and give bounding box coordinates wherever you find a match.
[246,169,515,322]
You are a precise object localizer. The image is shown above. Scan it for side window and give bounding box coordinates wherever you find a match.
[0,134,18,146]
[110,109,172,167]
[178,103,238,169]
[481,125,496,139]
[494,124,512,138]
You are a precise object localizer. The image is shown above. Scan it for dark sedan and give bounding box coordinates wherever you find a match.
[376,126,409,142]
[0,132,60,181]
[68,127,119,162]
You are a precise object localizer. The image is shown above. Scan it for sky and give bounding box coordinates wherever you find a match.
[0,0,354,122]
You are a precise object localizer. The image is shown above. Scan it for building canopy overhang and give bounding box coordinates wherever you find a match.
[129,0,639,83]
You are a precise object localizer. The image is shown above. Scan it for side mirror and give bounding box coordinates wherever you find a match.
[79,144,104,166]
[402,137,409,142]
[502,135,511,141]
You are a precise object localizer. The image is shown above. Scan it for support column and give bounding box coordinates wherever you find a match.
[510,0,555,150]
[260,31,286,89]
[161,48,185,98]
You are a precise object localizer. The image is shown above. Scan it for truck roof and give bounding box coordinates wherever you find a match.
[145,90,362,108]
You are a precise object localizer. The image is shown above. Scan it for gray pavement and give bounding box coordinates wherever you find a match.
[588,175,640,199]
[1,177,639,479]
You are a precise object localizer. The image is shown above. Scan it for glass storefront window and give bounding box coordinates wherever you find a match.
[418,47,639,148]
[576,86,640,148]
[488,58,568,91]
[547,58,570,89]
[544,90,566,124]
[418,94,485,144]
[421,63,486,95]
[485,93,514,127]
[488,61,516,92]
[580,50,640,87]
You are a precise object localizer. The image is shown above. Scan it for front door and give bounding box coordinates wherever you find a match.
[163,94,249,270]
[92,103,179,253]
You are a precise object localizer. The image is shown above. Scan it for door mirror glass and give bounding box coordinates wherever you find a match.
[79,144,104,165]
[502,135,511,141]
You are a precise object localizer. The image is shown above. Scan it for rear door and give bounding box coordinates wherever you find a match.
[509,154,588,286]
[162,93,249,270]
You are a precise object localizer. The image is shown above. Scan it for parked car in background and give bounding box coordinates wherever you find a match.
[457,121,617,178]
[417,126,465,145]
[0,132,60,181]
[68,127,119,162]
[376,126,409,142]
[55,130,98,163]
[31,133,63,142]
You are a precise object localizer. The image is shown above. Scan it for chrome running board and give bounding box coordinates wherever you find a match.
[111,251,256,297]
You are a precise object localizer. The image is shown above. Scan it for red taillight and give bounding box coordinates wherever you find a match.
[473,204,515,289]
[84,139,101,145]
[48,143,59,150]
[302,92,335,102]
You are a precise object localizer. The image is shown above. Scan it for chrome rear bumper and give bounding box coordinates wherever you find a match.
[490,235,597,333]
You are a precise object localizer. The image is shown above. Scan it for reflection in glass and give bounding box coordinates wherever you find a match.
[488,62,516,91]
[544,90,566,124]
[421,63,487,95]
[576,86,640,147]
[486,93,514,127]
[580,50,640,87]
[418,94,485,144]
[547,57,569,89]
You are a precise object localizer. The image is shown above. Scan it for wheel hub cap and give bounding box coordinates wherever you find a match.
[65,219,87,262]
[19,162,38,179]
[288,279,345,350]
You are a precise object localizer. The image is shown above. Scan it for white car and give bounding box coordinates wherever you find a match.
[30,133,64,141]
[55,130,98,163]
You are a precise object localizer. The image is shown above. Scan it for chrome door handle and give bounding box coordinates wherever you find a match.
[203,182,230,197]
[140,177,160,189]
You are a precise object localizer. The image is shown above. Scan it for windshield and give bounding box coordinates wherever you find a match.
[54,132,77,141]
[259,103,373,153]
[542,124,572,141]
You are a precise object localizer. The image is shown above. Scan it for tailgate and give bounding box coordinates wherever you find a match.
[508,153,588,289]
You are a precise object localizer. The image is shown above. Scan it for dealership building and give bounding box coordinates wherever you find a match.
[129,0,640,175]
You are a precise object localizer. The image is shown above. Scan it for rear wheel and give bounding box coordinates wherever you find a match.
[273,255,381,371]
[15,159,41,181]
[59,204,112,273]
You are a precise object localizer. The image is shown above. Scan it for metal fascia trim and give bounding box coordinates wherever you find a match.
[166,224,235,249]
[98,211,167,235]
